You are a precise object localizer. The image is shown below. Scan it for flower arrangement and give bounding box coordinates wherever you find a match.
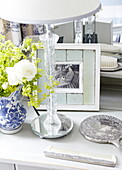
[0,34,58,107]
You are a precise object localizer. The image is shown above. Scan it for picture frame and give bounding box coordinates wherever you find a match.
[37,43,101,111]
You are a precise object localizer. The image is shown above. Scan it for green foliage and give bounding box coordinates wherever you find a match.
[0,34,56,108]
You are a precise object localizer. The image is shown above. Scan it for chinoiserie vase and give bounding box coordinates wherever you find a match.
[0,89,27,134]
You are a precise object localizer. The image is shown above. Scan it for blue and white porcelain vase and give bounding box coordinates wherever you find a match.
[0,89,27,134]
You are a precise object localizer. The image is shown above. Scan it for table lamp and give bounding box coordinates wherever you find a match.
[0,0,101,138]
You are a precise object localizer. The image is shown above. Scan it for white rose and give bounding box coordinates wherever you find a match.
[14,60,37,81]
[6,60,37,85]
[2,82,9,89]
[6,67,21,85]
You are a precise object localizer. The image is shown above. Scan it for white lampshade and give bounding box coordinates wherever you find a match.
[0,0,101,24]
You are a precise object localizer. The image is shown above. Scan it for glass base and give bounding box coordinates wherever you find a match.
[31,114,73,139]
[0,125,23,135]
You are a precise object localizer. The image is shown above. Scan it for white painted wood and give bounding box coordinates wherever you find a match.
[0,162,14,170]
[57,94,66,105]
[16,164,78,170]
[83,50,95,105]
[55,50,66,61]
[0,107,122,170]
[67,93,83,105]
[16,165,49,170]
[67,50,83,61]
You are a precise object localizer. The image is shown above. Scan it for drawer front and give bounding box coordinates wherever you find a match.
[16,165,50,170]
[0,162,14,170]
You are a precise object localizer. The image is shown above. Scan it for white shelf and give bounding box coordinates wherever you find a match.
[101,70,122,78]
[0,106,122,170]
[100,62,122,78]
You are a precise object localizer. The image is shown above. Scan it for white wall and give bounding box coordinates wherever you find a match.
[99,0,122,25]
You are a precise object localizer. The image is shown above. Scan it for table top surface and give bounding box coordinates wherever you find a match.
[0,106,122,170]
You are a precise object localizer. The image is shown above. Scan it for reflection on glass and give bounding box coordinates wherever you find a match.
[31,114,73,139]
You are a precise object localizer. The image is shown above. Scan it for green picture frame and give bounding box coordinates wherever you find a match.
[37,43,100,111]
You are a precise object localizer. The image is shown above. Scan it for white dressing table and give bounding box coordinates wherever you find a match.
[0,105,122,170]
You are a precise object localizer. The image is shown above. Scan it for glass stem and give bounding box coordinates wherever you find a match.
[41,24,61,134]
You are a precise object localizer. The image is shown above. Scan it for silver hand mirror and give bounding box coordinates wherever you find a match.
[79,115,122,149]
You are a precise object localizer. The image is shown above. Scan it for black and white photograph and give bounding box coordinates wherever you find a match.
[54,62,83,93]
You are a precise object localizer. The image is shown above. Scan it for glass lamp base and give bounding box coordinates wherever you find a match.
[31,114,73,139]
